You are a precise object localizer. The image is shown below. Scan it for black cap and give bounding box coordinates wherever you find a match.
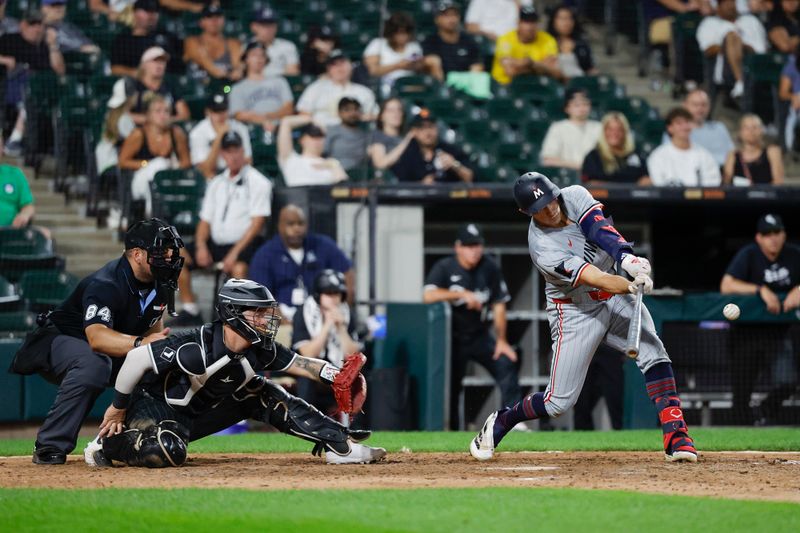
[436,1,460,13]
[338,96,361,110]
[133,0,159,13]
[757,213,785,234]
[326,49,347,66]
[519,6,539,22]
[299,124,325,138]
[206,92,228,111]
[23,7,44,23]
[201,4,224,17]
[410,108,436,127]
[456,223,484,245]
[241,40,266,62]
[252,6,277,23]
[221,131,243,149]
[125,218,173,250]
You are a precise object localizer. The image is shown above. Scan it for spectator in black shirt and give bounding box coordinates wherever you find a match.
[768,0,800,53]
[129,46,189,124]
[581,112,651,185]
[110,0,183,77]
[546,5,597,79]
[721,213,800,424]
[422,1,482,76]
[392,109,473,184]
[300,25,339,77]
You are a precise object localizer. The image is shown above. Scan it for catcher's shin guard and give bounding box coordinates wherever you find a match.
[257,377,370,456]
[656,396,697,462]
[102,421,189,468]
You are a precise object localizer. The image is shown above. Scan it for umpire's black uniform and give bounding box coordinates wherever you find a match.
[424,231,521,430]
[11,220,180,463]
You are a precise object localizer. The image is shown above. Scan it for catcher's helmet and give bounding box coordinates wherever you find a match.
[313,269,347,302]
[216,279,280,348]
[124,218,185,290]
[513,172,561,215]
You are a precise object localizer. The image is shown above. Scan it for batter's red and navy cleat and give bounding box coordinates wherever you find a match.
[470,411,499,461]
[658,397,698,463]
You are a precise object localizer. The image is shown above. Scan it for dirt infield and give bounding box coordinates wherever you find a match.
[2,451,800,502]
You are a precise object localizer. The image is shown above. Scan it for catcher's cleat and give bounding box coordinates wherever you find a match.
[325,440,386,464]
[469,410,499,461]
[83,436,113,467]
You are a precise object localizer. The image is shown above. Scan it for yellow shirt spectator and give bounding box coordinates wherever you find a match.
[491,29,558,85]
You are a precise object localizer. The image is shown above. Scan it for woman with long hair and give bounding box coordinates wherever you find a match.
[723,114,784,185]
[546,5,597,79]
[581,112,651,185]
[368,97,414,170]
[184,4,243,82]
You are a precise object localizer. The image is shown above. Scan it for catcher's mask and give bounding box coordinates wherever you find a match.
[125,218,185,290]
[216,278,281,348]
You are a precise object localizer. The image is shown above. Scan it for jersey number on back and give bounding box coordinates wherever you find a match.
[85,304,111,323]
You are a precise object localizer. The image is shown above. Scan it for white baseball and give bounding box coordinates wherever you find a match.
[723,303,740,321]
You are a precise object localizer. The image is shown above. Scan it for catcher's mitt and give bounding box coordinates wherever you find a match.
[333,352,367,415]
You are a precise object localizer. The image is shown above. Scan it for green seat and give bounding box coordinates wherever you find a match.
[62,51,103,80]
[252,142,278,168]
[638,118,666,146]
[150,168,207,239]
[509,75,564,106]
[536,166,581,187]
[183,94,208,121]
[605,97,657,126]
[392,75,441,101]
[461,119,506,146]
[424,96,475,126]
[485,97,530,124]
[90,74,120,101]
[18,270,79,312]
[743,53,787,84]
[0,311,37,333]
[0,227,53,257]
[0,275,22,312]
[523,111,552,145]
[497,141,539,174]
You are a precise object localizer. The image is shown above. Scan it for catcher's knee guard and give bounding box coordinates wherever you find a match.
[257,377,369,456]
[102,420,188,468]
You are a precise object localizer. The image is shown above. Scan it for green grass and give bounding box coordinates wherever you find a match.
[1,428,798,457]
[1,487,798,532]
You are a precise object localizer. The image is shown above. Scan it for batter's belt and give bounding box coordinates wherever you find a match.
[552,291,614,304]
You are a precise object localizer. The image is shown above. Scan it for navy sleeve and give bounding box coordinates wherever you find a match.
[321,236,353,273]
[424,259,450,289]
[725,246,754,282]
[81,281,122,330]
[248,244,273,289]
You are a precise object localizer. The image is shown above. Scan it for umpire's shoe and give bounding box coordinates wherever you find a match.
[84,436,113,467]
[32,442,66,465]
[470,411,499,461]
[325,439,386,465]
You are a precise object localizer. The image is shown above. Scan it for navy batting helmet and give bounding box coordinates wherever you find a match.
[513,172,561,215]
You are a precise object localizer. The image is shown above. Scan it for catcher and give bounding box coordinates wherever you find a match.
[84,278,383,467]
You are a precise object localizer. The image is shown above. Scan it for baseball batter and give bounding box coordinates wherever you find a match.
[470,172,697,463]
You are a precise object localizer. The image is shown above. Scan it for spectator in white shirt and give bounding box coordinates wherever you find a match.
[662,89,734,166]
[174,131,272,326]
[278,114,348,187]
[648,107,722,187]
[696,0,768,98]
[363,11,443,95]
[465,0,533,41]
[296,49,378,127]
[540,88,602,170]
[249,6,300,77]
[189,92,252,179]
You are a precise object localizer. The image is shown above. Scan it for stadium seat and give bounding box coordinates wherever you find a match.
[18,270,79,312]
[485,97,531,124]
[90,74,120,101]
[509,75,565,106]
[497,141,540,174]
[184,95,209,122]
[0,275,22,312]
[536,166,581,187]
[0,311,36,334]
[743,53,787,121]
[62,51,104,81]
[150,169,207,241]
[461,119,505,147]
[393,75,441,102]
[0,227,53,257]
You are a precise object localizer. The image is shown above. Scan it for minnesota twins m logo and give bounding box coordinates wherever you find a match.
[532,188,544,199]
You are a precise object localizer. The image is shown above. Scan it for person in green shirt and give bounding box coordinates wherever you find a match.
[0,138,35,227]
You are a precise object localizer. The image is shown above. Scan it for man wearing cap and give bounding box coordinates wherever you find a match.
[324,97,369,173]
[466,0,533,41]
[10,219,183,464]
[189,92,252,178]
[183,4,243,81]
[0,8,64,155]
[277,114,347,186]
[41,0,99,54]
[229,40,294,133]
[110,0,182,77]
[721,214,800,424]
[250,6,300,77]
[128,46,189,123]
[297,49,377,127]
[174,131,272,326]
[423,223,520,430]
[391,109,473,184]
[491,6,560,85]
[540,88,602,170]
[423,1,483,76]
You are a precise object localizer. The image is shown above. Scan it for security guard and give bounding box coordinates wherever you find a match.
[11,218,184,464]
[423,223,521,430]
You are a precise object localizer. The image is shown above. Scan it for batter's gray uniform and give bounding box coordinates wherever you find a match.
[529,185,670,417]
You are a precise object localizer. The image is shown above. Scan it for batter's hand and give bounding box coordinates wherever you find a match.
[783,286,800,313]
[99,405,126,438]
[628,273,653,295]
[621,254,651,278]
[493,339,518,362]
[759,285,781,314]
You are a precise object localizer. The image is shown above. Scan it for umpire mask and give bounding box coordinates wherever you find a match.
[216,279,281,349]
[125,218,185,290]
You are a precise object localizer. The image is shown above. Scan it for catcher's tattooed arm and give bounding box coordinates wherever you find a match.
[286,354,340,384]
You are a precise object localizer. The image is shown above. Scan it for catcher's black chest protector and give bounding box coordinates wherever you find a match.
[143,322,296,416]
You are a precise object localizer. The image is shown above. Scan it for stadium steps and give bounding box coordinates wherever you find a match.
[24,169,121,278]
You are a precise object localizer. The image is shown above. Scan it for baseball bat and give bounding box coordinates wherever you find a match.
[625,285,644,358]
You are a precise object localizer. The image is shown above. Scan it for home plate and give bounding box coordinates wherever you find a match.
[484,466,560,471]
